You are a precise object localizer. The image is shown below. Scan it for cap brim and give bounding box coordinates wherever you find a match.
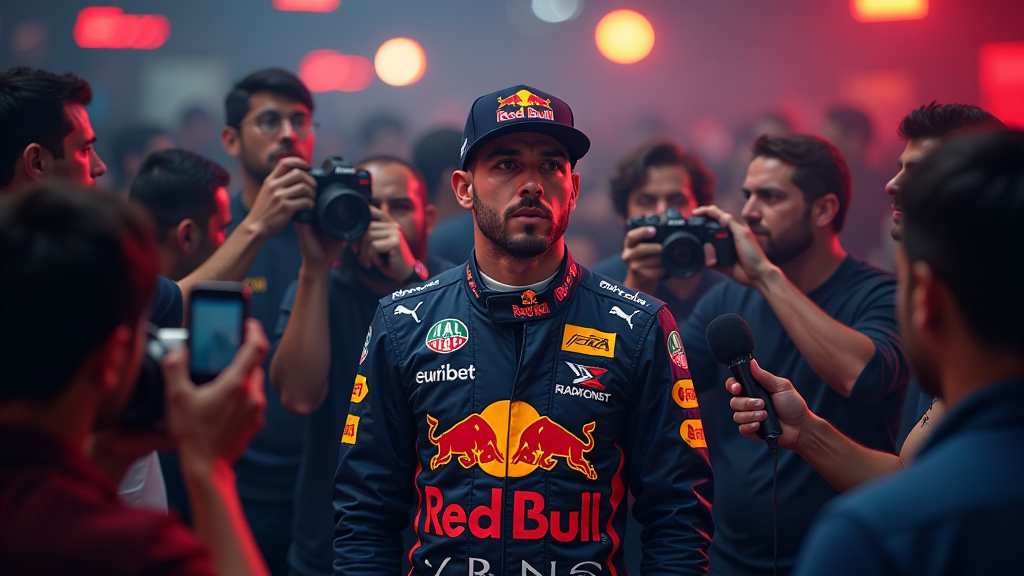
[461,122,591,171]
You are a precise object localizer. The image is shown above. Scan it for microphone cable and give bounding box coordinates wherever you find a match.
[767,436,779,576]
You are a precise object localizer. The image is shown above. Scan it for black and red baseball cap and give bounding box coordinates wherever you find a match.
[459,84,591,171]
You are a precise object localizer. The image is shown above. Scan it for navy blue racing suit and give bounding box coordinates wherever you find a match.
[334,251,714,575]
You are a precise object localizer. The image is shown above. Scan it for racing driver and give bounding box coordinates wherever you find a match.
[333,84,714,575]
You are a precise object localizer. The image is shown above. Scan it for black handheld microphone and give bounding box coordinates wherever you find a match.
[706,313,782,445]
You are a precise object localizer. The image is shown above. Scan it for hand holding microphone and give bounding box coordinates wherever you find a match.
[707,313,812,450]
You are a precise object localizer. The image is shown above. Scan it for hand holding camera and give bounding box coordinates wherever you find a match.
[353,204,417,283]
[691,204,779,288]
[625,207,738,280]
[248,156,317,238]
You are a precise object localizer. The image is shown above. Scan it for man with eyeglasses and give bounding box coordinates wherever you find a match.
[208,67,318,575]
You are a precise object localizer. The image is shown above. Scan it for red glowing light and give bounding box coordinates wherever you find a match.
[980,42,1024,128]
[299,50,374,93]
[272,0,340,12]
[851,0,928,22]
[74,7,170,49]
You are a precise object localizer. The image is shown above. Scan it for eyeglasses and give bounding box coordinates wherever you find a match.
[244,112,318,137]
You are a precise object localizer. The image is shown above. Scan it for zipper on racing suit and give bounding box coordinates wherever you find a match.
[500,321,528,572]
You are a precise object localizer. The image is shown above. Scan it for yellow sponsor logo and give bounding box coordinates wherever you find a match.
[341,414,360,445]
[351,375,368,404]
[672,379,699,409]
[680,419,707,449]
[561,324,616,358]
[243,276,268,293]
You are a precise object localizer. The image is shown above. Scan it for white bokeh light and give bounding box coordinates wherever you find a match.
[531,0,583,23]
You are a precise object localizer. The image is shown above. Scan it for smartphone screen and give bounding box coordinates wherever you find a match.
[189,284,247,383]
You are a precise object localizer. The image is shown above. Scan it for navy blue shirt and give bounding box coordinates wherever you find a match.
[228,194,307,503]
[151,276,183,328]
[681,257,908,576]
[590,254,726,322]
[793,378,1024,576]
[277,255,453,576]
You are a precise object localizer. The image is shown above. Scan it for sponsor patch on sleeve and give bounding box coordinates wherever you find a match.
[667,330,688,369]
[351,375,368,404]
[359,326,372,365]
[341,414,360,445]
[672,379,699,409]
[561,324,616,358]
[680,418,707,449]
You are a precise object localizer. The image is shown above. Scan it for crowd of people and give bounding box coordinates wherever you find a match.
[1,63,1022,576]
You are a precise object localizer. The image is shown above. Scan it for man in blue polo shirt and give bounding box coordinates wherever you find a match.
[792,129,1024,576]
[681,134,909,575]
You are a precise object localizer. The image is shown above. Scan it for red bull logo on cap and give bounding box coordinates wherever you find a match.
[425,400,598,480]
[496,89,555,123]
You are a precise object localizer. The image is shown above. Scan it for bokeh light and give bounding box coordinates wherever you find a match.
[374,38,426,87]
[531,0,583,23]
[595,9,654,64]
[299,49,374,93]
[979,42,1024,128]
[272,0,340,12]
[74,7,171,50]
[851,0,928,22]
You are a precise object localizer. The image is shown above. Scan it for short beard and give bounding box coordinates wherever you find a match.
[473,190,568,260]
[755,209,814,266]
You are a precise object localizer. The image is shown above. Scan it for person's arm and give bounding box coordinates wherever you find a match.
[177,157,316,312]
[897,397,944,462]
[333,309,418,573]
[694,205,875,398]
[629,306,714,574]
[727,360,904,493]
[269,222,347,415]
[162,319,271,576]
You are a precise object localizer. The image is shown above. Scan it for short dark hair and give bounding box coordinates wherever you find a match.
[224,68,313,130]
[359,114,406,147]
[129,149,230,240]
[898,102,1004,141]
[609,140,716,219]
[0,184,159,403]
[111,123,170,187]
[751,134,852,232]
[826,107,873,148]
[357,154,430,205]
[0,67,93,188]
[901,129,1024,355]
[412,128,461,203]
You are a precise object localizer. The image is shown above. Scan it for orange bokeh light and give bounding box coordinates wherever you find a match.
[299,49,374,93]
[595,9,655,65]
[374,38,427,87]
[272,0,340,12]
[74,7,170,50]
[851,0,928,22]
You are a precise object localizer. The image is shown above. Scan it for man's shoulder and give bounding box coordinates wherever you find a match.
[589,254,627,281]
[837,257,897,290]
[379,264,463,309]
[578,266,664,316]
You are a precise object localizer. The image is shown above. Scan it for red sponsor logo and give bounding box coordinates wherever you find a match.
[554,263,578,302]
[496,106,556,123]
[423,487,601,543]
[466,266,479,299]
[512,289,551,317]
[426,413,504,470]
[511,418,597,480]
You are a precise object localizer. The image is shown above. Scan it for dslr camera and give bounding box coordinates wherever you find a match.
[293,157,373,241]
[119,325,187,428]
[627,207,738,279]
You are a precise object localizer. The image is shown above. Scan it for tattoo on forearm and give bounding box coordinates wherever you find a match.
[920,397,938,428]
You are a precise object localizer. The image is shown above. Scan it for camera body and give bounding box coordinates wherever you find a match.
[119,326,187,428]
[626,207,738,279]
[293,157,373,241]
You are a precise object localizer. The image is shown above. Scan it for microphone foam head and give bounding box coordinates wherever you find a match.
[705,313,755,364]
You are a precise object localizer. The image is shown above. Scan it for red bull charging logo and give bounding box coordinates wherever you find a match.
[496,89,556,123]
[425,400,597,480]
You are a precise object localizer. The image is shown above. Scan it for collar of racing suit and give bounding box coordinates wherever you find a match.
[463,249,581,324]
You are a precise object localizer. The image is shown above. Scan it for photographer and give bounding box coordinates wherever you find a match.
[0,184,269,576]
[592,140,726,321]
[270,155,450,576]
[680,134,909,575]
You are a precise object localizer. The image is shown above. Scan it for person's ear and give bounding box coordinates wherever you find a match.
[94,325,134,394]
[21,143,50,182]
[812,193,840,230]
[910,261,943,337]
[175,219,200,253]
[453,170,474,210]
[221,126,241,158]
[568,173,581,213]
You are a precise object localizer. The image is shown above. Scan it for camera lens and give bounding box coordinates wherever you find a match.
[661,231,705,279]
[318,184,371,241]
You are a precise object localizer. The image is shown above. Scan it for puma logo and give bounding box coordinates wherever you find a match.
[394,301,424,324]
[609,306,640,330]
